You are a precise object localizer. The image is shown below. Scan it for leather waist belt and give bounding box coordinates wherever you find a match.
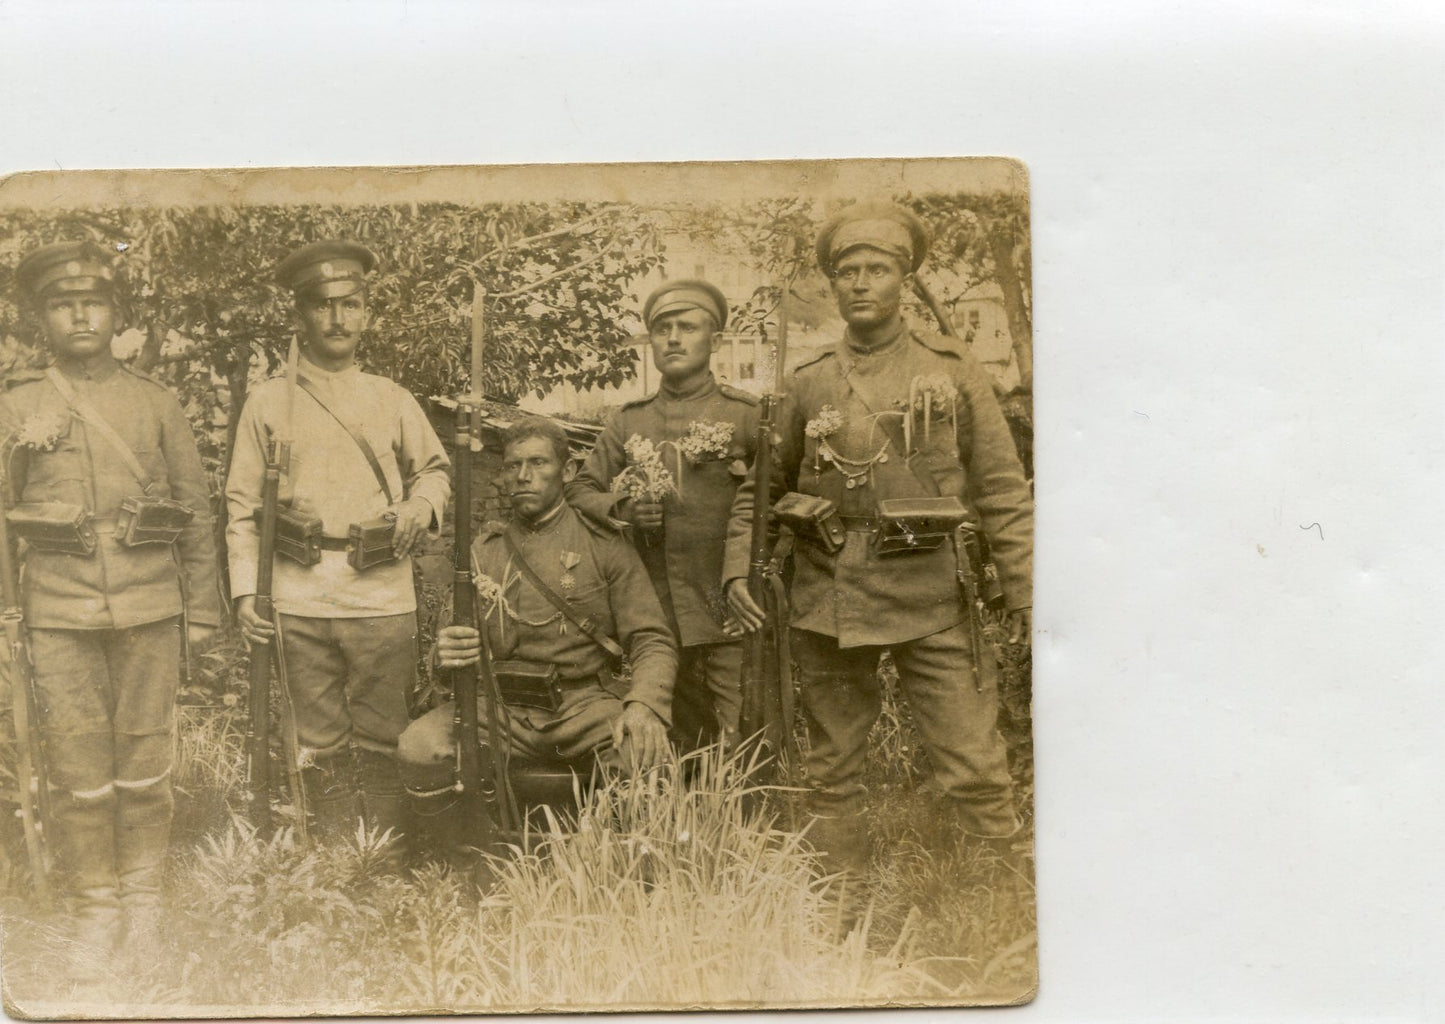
[839,515,880,532]
[318,536,352,552]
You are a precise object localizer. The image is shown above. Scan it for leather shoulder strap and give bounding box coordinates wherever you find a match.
[296,375,395,504]
[501,529,625,660]
[45,368,154,493]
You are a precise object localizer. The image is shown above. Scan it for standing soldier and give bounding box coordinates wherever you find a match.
[0,241,222,970]
[225,241,450,840]
[568,280,756,750]
[724,203,1034,913]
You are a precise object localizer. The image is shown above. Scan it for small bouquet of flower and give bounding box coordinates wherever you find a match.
[805,405,844,441]
[675,420,734,465]
[907,374,959,449]
[616,434,677,505]
[15,411,68,452]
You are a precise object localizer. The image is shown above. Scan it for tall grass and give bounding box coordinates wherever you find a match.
[2,744,974,1016]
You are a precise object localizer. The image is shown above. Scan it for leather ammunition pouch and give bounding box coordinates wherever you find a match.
[875,496,969,557]
[493,660,563,713]
[269,505,324,566]
[772,492,846,554]
[115,495,194,548]
[346,513,398,572]
[6,502,97,556]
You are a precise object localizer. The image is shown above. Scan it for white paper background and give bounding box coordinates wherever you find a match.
[3,2,1444,1021]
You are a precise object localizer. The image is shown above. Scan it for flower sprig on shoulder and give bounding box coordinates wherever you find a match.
[616,434,677,504]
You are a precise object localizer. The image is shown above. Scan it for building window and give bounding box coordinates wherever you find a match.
[738,360,756,381]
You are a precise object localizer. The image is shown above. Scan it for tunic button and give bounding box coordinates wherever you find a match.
[845,478,857,489]
[877,453,889,463]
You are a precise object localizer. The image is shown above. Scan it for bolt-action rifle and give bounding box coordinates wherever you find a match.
[451,286,518,851]
[0,444,52,904]
[914,277,996,691]
[738,291,797,771]
[246,433,284,838]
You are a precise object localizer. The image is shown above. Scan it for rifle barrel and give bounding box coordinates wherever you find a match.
[246,448,281,837]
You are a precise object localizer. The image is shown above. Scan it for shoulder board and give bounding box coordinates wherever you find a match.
[793,349,834,373]
[910,328,966,360]
[572,502,627,537]
[3,369,47,392]
[479,520,509,539]
[619,390,659,411]
[717,383,760,406]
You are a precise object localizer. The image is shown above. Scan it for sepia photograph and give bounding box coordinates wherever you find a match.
[0,158,1036,1017]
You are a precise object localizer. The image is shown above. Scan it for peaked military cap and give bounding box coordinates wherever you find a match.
[274,240,377,300]
[14,240,116,301]
[642,279,728,330]
[815,201,931,274]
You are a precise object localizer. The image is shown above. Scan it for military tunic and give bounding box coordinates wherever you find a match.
[723,319,1033,837]
[570,374,759,646]
[724,320,1032,644]
[0,363,221,629]
[397,501,677,784]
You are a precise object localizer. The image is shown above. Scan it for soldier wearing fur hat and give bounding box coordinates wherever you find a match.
[568,279,758,750]
[0,241,222,974]
[224,240,450,842]
[724,203,1034,920]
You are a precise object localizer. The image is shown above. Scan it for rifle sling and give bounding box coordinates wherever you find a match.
[501,530,625,661]
[295,376,395,505]
[45,369,154,494]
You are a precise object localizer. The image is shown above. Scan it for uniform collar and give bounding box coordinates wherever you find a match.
[298,353,361,382]
[659,372,718,402]
[52,354,120,382]
[515,498,569,534]
[843,317,909,357]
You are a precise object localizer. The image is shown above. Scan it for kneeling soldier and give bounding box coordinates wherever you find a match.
[1,242,221,971]
[398,417,677,843]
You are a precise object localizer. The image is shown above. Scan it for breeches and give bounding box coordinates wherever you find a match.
[792,622,1018,838]
[29,618,182,837]
[671,641,743,749]
[396,680,623,794]
[277,613,417,757]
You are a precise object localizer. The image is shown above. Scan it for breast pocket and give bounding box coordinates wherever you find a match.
[24,440,88,499]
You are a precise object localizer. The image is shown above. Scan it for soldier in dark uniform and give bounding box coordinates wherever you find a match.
[568,280,757,750]
[398,417,677,828]
[0,242,222,970]
[724,203,1034,908]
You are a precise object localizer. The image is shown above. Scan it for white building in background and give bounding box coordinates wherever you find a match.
[520,234,1022,420]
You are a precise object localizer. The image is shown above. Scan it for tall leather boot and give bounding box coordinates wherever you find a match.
[356,748,406,869]
[304,750,363,841]
[53,794,121,982]
[804,811,871,938]
[115,821,170,949]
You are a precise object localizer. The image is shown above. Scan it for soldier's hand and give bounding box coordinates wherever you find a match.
[1006,607,1032,645]
[436,625,481,668]
[618,497,664,531]
[612,702,669,774]
[235,596,275,646]
[390,497,434,558]
[725,579,766,633]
